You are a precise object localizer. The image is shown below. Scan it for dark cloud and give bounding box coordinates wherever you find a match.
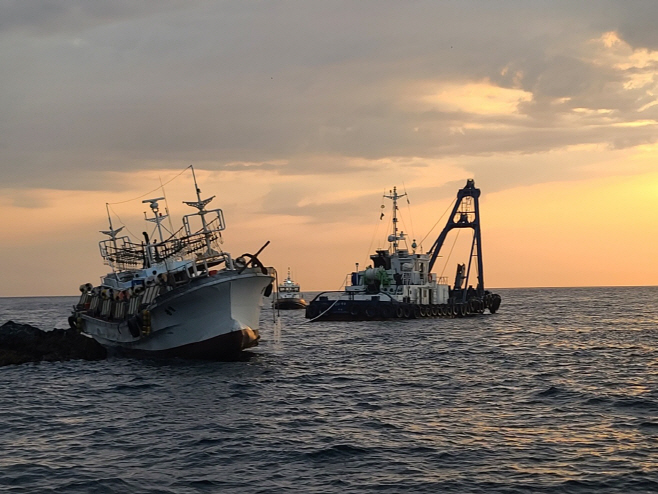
[0,0,194,35]
[2,0,658,193]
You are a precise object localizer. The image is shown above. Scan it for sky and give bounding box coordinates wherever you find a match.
[2,0,658,296]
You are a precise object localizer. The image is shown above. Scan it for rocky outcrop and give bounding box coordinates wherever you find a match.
[0,321,106,366]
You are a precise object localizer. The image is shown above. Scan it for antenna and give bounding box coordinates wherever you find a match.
[142,197,168,242]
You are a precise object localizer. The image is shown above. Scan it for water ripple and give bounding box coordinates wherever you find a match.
[1,288,658,492]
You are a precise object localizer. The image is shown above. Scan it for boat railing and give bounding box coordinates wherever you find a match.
[151,229,219,263]
[100,236,145,270]
[182,209,225,236]
[156,217,227,263]
[101,221,228,272]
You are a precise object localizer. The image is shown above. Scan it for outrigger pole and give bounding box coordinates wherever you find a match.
[427,179,485,296]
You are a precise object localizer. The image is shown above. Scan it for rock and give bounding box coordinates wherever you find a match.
[0,321,106,366]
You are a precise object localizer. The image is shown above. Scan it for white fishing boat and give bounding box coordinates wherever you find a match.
[273,269,307,310]
[69,166,275,359]
[305,180,501,321]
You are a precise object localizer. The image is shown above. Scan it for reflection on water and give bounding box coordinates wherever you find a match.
[0,287,657,493]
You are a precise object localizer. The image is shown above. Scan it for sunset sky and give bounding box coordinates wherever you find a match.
[2,1,658,296]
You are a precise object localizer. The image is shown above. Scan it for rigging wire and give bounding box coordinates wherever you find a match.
[104,165,194,240]
[160,175,176,235]
[364,190,387,264]
[107,165,192,205]
[419,197,456,247]
[107,205,139,241]
[439,228,461,280]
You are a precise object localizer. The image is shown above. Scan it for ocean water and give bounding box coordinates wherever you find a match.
[1,287,658,493]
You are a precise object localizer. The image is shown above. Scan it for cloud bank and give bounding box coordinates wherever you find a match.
[1,1,658,196]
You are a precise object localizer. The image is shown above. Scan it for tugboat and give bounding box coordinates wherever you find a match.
[69,166,275,359]
[305,179,501,321]
[273,268,307,310]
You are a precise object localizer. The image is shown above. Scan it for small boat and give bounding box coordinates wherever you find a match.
[305,179,501,321]
[274,269,307,310]
[69,166,275,359]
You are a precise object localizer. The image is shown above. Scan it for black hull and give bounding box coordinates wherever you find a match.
[274,299,307,310]
[114,328,260,361]
[305,294,501,321]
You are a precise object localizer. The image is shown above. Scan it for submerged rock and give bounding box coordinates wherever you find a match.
[0,321,106,366]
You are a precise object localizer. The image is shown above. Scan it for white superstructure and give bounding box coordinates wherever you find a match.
[274,268,307,310]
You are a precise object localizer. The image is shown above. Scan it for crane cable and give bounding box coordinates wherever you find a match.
[419,197,456,247]
[439,228,461,280]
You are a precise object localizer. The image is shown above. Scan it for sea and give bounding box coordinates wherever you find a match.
[1,286,657,493]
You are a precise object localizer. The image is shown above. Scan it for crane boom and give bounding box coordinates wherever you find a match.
[427,179,485,296]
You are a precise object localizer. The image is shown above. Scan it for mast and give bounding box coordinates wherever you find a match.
[101,203,123,253]
[100,203,124,273]
[384,186,407,252]
[183,165,217,257]
[142,197,167,243]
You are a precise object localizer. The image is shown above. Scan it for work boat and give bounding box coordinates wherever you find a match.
[70,167,275,359]
[274,268,307,310]
[305,179,501,321]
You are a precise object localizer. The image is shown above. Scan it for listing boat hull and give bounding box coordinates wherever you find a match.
[72,165,275,360]
[80,268,272,359]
